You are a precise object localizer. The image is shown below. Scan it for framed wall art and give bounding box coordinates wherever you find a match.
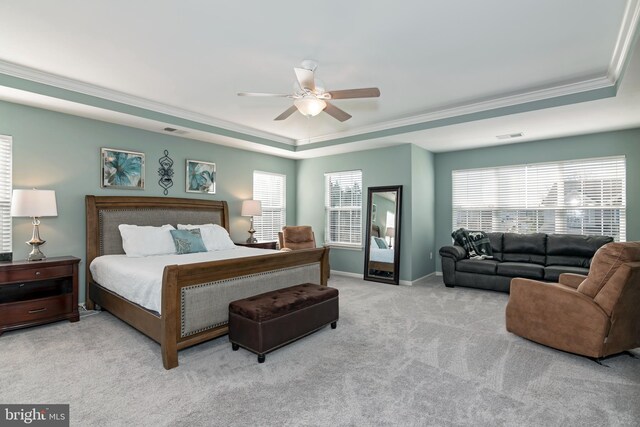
[101,148,145,190]
[186,159,216,194]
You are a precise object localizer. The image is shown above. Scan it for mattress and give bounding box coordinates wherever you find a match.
[370,247,394,263]
[90,246,279,314]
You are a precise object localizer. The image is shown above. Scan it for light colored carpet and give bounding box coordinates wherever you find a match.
[1,275,638,426]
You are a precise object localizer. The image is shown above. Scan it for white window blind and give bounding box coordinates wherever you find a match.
[253,171,286,241]
[0,135,12,253]
[452,156,626,241]
[325,170,363,247]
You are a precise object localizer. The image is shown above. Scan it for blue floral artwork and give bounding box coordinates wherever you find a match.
[186,159,216,194]
[101,148,145,189]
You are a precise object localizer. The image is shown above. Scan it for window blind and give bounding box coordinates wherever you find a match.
[0,135,12,252]
[452,156,626,241]
[325,170,363,247]
[253,171,286,241]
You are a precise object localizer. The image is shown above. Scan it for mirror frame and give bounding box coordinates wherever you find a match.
[364,185,402,285]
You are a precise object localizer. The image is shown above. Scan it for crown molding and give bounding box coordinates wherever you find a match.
[297,75,613,145]
[608,0,640,82]
[0,60,296,146]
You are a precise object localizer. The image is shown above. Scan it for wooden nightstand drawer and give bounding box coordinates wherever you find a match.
[0,264,72,283]
[0,294,73,324]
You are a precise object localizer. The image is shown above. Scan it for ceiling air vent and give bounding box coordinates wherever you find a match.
[496,132,524,140]
[163,127,188,135]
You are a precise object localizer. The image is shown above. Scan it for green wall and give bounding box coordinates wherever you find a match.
[296,144,436,282]
[411,145,435,278]
[433,128,640,272]
[6,97,636,291]
[0,100,297,302]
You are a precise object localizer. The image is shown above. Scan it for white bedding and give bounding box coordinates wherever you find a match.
[90,246,279,314]
[370,247,394,263]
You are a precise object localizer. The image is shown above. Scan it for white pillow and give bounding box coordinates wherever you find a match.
[118,224,176,257]
[177,223,236,251]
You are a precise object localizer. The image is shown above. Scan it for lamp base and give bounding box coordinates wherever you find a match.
[26,218,47,261]
[246,218,258,243]
[27,245,46,261]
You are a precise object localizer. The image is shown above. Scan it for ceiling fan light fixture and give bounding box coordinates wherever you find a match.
[294,96,327,117]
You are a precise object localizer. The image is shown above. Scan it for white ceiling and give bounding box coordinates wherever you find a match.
[0,0,639,157]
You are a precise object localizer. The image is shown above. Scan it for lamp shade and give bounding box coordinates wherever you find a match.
[241,200,262,217]
[294,96,327,117]
[385,227,395,238]
[10,189,58,217]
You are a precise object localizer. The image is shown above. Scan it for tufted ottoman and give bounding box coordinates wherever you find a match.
[228,283,339,363]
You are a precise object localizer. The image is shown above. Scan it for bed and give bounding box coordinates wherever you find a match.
[368,224,394,273]
[85,195,329,369]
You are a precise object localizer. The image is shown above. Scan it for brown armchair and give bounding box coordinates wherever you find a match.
[278,226,316,251]
[506,242,640,358]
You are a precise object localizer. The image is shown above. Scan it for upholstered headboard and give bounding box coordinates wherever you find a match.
[371,224,381,238]
[85,196,230,282]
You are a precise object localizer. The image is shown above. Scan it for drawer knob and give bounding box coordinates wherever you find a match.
[35,271,41,276]
[28,308,47,314]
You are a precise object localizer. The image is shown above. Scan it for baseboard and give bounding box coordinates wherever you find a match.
[401,272,437,286]
[331,270,437,286]
[435,271,443,276]
[330,270,363,279]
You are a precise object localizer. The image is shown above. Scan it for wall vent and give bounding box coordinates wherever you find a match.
[163,127,188,135]
[496,132,524,140]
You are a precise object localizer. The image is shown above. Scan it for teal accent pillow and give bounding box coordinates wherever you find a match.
[170,228,207,254]
[374,237,388,249]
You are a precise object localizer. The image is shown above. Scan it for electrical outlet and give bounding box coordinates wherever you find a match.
[430,252,433,259]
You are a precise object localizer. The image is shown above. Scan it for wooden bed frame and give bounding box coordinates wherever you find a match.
[85,195,329,369]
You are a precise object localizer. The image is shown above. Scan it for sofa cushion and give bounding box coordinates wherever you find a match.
[487,232,504,261]
[502,233,546,264]
[546,234,613,267]
[544,265,589,282]
[456,259,499,275]
[497,262,544,279]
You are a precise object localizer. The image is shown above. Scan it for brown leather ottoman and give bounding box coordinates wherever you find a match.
[228,283,339,363]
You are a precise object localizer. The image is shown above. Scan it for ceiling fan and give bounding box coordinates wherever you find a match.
[238,60,380,122]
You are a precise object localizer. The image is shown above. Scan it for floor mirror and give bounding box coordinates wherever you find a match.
[364,185,402,285]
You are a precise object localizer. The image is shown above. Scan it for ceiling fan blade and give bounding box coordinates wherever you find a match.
[328,88,381,99]
[323,102,352,122]
[294,67,316,92]
[274,105,299,121]
[238,92,291,97]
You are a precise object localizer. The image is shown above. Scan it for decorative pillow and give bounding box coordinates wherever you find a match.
[177,223,236,251]
[374,237,388,249]
[170,229,207,254]
[118,224,176,257]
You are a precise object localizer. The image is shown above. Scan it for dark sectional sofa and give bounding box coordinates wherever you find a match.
[439,233,613,293]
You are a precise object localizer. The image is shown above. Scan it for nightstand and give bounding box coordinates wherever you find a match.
[235,241,278,250]
[0,256,81,335]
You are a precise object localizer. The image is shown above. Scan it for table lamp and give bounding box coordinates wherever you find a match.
[241,200,262,243]
[385,227,395,248]
[10,189,58,261]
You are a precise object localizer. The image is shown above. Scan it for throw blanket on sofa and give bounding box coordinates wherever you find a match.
[451,228,493,259]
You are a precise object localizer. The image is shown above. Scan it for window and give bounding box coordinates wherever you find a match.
[325,170,363,247]
[452,156,626,241]
[0,135,12,252]
[253,171,286,241]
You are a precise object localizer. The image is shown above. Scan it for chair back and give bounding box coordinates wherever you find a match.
[279,226,316,250]
[578,242,640,314]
